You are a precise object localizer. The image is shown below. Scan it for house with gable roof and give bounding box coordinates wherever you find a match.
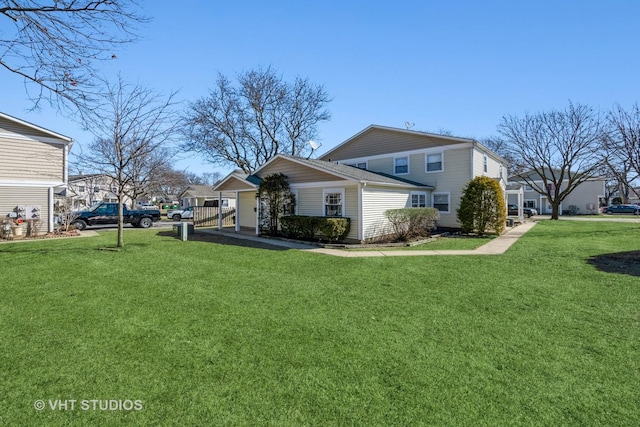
[0,112,73,234]
[212,124,510,242]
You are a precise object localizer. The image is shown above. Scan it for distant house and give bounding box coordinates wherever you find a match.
[507,170,606,215]
[212,125,509,241]
[0,112,72,233]
[67,173,132,210]
[179,185,236,208]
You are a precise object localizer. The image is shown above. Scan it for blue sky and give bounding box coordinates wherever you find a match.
[3,0,640,177]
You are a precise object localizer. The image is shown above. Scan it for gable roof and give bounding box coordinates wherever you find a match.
[179,185,218,199]
[0,111,73,145]
[257,154,433,189]
[212,170,261,192]
[319,125,474,161]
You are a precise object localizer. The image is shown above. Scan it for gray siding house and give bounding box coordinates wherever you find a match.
[0,112,72,233]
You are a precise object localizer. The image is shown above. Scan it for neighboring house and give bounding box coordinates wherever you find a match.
[212,125,509,242]
[67,173,132,210]
[179,185,236,208]
[0,112,72,234]
[508,170,606,215]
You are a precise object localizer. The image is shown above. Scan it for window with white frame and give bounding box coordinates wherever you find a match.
[411,191,427,208]
[524,185,533,192]
[426,153,443,172]
[483,155,488,173]
[78,186,85,193]
[432,192,450,212]
[323,188,344,217]
[524,200,537,209]
[394,157,409,174]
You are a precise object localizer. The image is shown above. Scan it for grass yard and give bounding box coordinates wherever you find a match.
[0,221,639,425]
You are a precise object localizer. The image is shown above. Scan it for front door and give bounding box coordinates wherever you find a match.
[540,197,561,215]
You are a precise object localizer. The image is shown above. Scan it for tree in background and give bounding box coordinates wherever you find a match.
[604,103,640,203]
[79,77,180,247]
[497,102,606,219]
[0,0,146,115]
[183,66,331,173]
[457,176,506,236]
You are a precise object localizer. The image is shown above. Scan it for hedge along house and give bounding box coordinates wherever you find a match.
[319,125,510,228]
[0,112,72,233]
[213,154,432,242]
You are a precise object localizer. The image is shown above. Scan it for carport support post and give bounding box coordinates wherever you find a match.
[217,192,223,230]
[235,191,240,232]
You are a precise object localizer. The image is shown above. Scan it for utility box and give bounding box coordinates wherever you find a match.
[173,223,194,241]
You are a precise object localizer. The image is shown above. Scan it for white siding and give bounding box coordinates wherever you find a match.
[362,186,413,241]
[0,186,50,234]
[293,184,359,241]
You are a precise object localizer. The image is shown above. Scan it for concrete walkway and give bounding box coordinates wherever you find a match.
[201,221,539,257]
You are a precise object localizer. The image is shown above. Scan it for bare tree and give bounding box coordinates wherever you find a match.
[183,66,331,173]
[0,1,147,115]
[605,103,640,202]
[497,102,606,219]
[79,77,180,247]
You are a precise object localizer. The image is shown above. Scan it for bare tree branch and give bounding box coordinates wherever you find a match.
[182,66,331,173]
[0,0,147,116]
[498,102,606,219]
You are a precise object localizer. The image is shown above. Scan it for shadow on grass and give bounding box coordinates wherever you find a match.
[156,231,290,251]
[587,251,640,277]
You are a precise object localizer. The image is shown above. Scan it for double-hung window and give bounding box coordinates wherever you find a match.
[394,157,409,174]
[323,188,344,217]
[426,153,443,172]
[432,192,450,213]
[411,192,427,208]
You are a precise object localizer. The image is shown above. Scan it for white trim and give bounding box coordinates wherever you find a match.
[0,131,72,146]
[0,112,72,142]
[425,152,444,173]
[432,192,451,213]
[524,199,537,208]
[322,187,345,217]
[333,142,471,164]
[234,191,240,232]
[319,124,476,160]
[48,187,54,233]
[255,196,260,235]
[394,156,409,175]
[410,191,428,208]
[289,180,350,189]
[0,180,65,187]
[358,184,364,241]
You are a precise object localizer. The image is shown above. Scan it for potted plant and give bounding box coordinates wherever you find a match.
[11,219,24,237]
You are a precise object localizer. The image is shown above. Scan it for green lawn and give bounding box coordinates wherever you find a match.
[350,235,495,251]
[1,221,639,425]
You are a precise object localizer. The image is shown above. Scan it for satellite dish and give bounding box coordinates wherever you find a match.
[309,140,320,150]
[405,121,415,129]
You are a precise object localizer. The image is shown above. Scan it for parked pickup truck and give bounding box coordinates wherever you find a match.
[507,204,537,218]
[166,206,194,221]
[71,202,161,230]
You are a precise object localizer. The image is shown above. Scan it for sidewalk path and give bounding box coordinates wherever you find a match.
[201,221,539,257]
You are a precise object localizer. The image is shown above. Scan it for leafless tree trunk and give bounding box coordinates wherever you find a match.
[498,102,606,219]
[79,76,180,247]
[183,66,331,173]
[0,1,146,116]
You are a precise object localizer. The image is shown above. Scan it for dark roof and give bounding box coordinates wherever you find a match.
[275,154,433,188]
[68,173,108,182]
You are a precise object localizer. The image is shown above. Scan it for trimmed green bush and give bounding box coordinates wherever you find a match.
[384,208,440,241]
[457,176,506,235]
[280,216,351,242]
[320,218,351,242]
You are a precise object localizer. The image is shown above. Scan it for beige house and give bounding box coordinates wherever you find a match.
[179,185,236,208]
[212,125,510,241]
[0,112,72,233]
[508,171,606,215]
[67,173,132,210]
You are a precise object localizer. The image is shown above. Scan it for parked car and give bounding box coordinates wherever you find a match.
[71,202,161,230]
[136,202,158,210]
[507,204,537,218]
[604,204,640,215]
[167,206,194,221]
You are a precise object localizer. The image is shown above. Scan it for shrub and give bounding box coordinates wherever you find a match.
[457,176,506,235]
[280,216,351,242]
[319,218,351,242]
[384,208,440,241]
